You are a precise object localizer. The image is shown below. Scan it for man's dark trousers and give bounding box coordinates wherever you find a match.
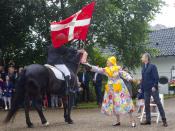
[95,85,102,104]
[142,62,166,122]
[82,85,90,102]
[144,89,166,122]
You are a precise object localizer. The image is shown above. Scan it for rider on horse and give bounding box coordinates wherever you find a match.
[47,44,84,95]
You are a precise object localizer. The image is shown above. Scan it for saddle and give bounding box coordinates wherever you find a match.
[44,64,65,80]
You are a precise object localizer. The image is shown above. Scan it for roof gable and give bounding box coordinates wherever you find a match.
[149,27,175,56]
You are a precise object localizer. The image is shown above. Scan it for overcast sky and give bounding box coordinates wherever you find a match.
[150,0,175,27]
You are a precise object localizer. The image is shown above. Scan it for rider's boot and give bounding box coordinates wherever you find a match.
[65,76,74,95]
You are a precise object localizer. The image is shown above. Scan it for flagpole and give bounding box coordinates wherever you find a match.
[83,40,86,49]
[72,1,95,90]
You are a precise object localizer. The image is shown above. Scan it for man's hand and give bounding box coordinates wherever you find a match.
[77,49,85,53]
[152,87,156,92]
[138,89,142,93]
[83,62,91,68]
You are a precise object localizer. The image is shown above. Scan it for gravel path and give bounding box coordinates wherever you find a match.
[0,98,175,131]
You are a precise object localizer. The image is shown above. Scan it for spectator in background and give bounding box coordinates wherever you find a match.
[8,67,16,85]
[43,93,48,109]
[93,72,103,105]
[3,60,16,73]
[16,67,24,108]
[0,65,5,81]
[72,76,83,107]
[79,67,90,103]
[18,67,23,74]
[51,94,58,108]
[3,75,13,110]
[0,74,3,108]
[8,60,16,68]
[8,67,16,97]
[15,67,24,79]
[136,79,144,118]
[0,65,3,74]
[14,67,24,91]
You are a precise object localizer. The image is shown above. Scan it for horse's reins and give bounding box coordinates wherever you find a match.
[72,53,83,90]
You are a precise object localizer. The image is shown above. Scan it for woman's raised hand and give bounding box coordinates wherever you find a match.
[83,62,92,68]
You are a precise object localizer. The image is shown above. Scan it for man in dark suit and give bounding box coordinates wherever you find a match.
[79,67,90,102]
[93,72,103,105]
[139,53,168,127]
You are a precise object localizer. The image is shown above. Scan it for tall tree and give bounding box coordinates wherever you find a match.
[0,0,163,69]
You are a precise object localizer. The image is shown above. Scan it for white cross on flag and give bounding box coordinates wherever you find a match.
[51,1,95,48]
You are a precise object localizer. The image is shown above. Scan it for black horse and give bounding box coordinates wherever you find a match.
[4,51,83,127]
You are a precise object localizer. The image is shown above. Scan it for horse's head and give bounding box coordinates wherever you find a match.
[63,51,83,69]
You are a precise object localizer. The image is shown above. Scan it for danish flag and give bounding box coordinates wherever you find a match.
[51,1,95,48]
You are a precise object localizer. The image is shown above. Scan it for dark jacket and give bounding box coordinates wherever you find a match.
[0,79,3,90]
[3,81,13,97]
[137,84,144,99]
[93,73,103,87]
[79,72,90,88]
[141,62,159,91]
[47,44,77,65]
[0,71,6,81]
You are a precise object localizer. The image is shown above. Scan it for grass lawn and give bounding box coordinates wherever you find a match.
[77,102,99,109]
[164,94,175,99]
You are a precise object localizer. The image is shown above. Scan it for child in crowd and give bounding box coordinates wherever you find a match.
[3,75,13,110]
[0,74,3,108]
[136,79,144,118]
[137,79,157,118]
[43,93,48,109]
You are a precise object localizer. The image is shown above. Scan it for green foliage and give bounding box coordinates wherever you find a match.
[131,79,139,99]
[88,0,164,70]
[0,0,164,70]
[87,46,109,67]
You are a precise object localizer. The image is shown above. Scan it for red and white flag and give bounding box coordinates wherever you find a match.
[51,1,95,48]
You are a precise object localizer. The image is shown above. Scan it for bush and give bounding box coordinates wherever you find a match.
[131,79,138,99]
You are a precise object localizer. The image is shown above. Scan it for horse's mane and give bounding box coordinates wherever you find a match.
[63,51,83,72]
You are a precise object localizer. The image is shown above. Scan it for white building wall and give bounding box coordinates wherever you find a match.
[133,56,175,94]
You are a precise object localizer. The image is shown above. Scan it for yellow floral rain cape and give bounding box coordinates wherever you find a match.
[105,56,122,92]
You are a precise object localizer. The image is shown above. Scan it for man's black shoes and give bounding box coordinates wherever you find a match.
[140,121,151,125]
[163,121,168,127]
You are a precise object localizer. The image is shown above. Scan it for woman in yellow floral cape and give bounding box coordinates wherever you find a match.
[84,56,136,127]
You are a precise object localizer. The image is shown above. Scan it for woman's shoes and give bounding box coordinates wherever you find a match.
[112,122,120,126]
[132,122,136,127]
[112,122,136,127]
